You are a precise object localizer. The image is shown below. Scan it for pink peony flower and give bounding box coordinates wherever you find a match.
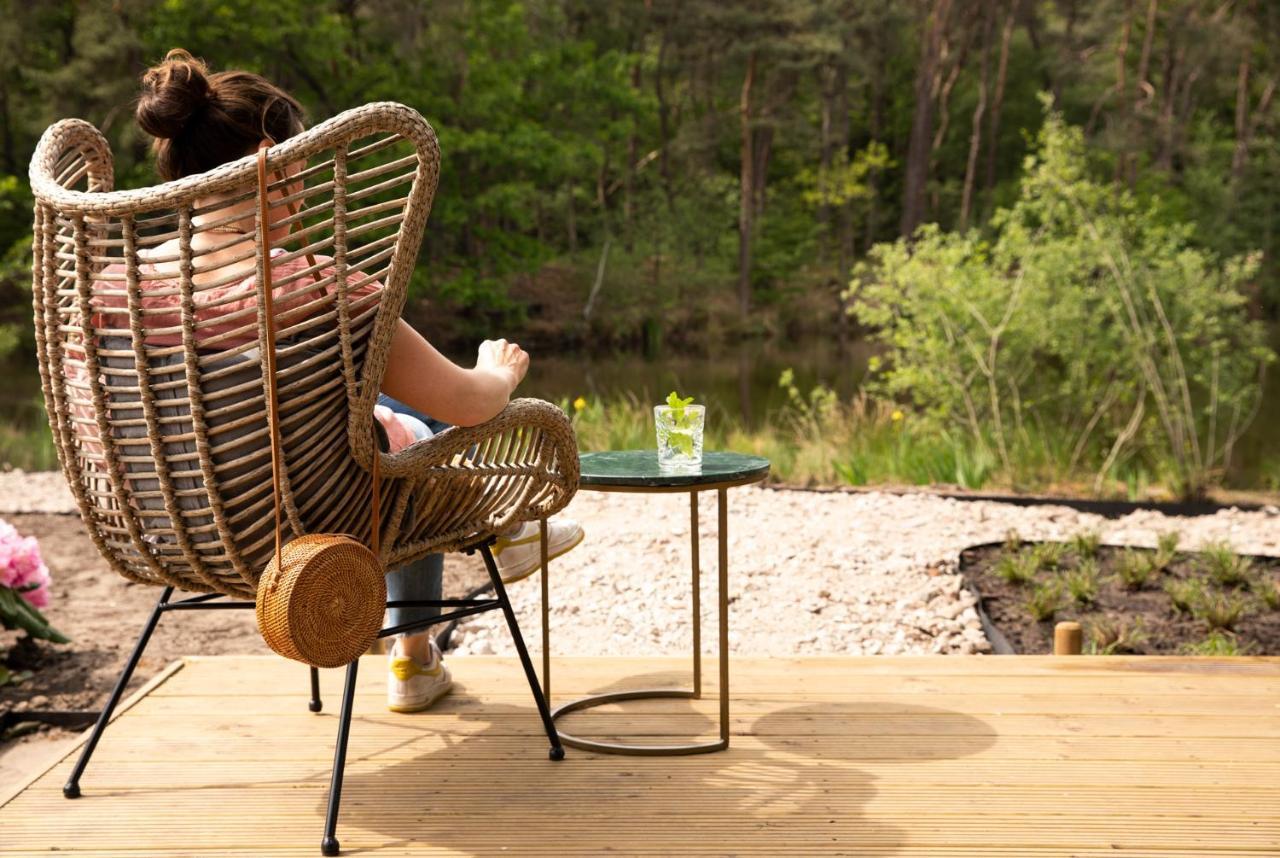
[0,518,53,609]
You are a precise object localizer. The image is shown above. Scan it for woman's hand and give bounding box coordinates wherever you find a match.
[382,322,528,427]
[475,338,529,393]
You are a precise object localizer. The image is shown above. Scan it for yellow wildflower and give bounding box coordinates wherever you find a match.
[891,409,904,422]
[573,396,588,412]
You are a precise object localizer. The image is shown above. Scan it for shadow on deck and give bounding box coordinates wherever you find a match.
[2,655,1278,856]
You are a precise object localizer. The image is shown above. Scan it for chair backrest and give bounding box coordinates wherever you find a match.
[29,102,440,598]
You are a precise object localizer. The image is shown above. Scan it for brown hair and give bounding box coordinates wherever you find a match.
[136,49,305,181]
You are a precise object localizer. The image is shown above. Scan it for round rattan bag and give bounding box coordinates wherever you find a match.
[250,144,386,669]
[255,534,387,669]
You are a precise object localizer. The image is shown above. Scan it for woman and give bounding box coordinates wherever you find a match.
[122,49,584,712]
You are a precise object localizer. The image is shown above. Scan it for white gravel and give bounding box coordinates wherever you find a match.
[451,485,1280,658]
[5,471,1278,657]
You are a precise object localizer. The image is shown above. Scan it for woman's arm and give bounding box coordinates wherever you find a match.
[379,319,529,427]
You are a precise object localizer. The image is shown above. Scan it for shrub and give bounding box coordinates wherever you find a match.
[1024,580,1064,622]
[1087,616,1148,655]
[1115,550,1159,591]
[1154,532,1181,571]
[1063,560,1100,606]
[1165,578,1203,615]
[1201,542,1254,589]
[1003,528,1023,553]
[1181,631,1249,656]
[1033,542,1067,572]
[1192,589,1252,631]
[996,551,1038,586]
[1258,579,1280,611]
[1070,530,1102,560]
[850,105,1273,499]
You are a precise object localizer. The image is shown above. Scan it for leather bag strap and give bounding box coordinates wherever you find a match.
[256,146,380,564]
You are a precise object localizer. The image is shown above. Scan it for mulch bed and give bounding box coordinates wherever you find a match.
[960,540,1280,655]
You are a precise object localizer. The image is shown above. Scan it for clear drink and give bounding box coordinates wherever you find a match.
[654,404,705,472]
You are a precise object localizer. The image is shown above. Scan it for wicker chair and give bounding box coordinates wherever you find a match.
[29,102,577,855]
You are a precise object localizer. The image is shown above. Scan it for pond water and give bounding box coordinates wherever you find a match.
[2,334,1276,490]
[0,338,872,464]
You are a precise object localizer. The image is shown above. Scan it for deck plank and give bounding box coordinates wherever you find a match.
[2,655,1278,856]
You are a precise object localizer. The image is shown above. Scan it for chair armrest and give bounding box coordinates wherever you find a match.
[377,398,580,561]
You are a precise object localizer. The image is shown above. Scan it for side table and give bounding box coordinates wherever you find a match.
[539,449,770,756]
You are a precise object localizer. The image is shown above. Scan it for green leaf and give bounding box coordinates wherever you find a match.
[0,587,70,645]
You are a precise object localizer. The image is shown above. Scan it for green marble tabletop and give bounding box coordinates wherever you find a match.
[578,450,771,489]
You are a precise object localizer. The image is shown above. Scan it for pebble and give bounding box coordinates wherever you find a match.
[6,475,1278,658]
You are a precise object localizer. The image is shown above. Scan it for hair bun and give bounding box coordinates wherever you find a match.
[136,49,212,139]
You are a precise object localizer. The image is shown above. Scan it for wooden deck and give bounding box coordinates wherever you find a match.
[2,655,1279,856]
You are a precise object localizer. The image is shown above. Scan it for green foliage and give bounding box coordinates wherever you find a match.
[1086,616,1148,655]
[1200,542,1254,589]
[1002,528,1022,553]
[1165,579,1204,615]
[1192,589,1252,631]
[0,586,69,645]
[1063,560,1099,606]
[996,551,1038,587]
[1070,530,1102,560]
[1257,578,1280,612]
[1115,549,1159,591]
[1155,532,1181,571]
[850,108,1274,500]
[1032,542,1066,572]
[1181,631,1249,657]
[1024,579,1063,622]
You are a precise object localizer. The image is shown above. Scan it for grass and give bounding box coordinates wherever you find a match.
[559,383,1275,499]
[1200,541,1255,588]
[1115,549,1159,591]
[1259,578,1280,611]
[1024,580,1064,622]
[995,551,1038,586]
[1086,616,1148,655]
[0,422,59,472]
[1062,560,1099,606]
[1164,578,1204,614]
[1003,528,1023,553]
[1192,588,1253,631]
[1181,631,1250,656]
[1032,542,1067,572]
[1070,530,1102,559]
[1154,531,1180,570]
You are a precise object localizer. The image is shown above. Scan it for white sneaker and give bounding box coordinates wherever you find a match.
[387,639,453,713]
[492,519,585,584]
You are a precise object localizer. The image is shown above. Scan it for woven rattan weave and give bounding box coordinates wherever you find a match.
[29,101,579,601]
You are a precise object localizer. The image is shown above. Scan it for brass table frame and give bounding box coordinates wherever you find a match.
[539,472,766,756]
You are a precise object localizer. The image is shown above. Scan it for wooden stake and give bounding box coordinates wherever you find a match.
[1054,621,1083,655]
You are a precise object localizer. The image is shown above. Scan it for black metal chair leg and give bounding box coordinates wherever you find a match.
[478,544,565,761]
[309,667,323,712]
[63,586,173,799]
[321,659,359,856]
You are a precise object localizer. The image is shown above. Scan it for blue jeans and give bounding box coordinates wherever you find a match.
[378,394,450,632]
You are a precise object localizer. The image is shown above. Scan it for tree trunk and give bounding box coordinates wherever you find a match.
[866,42,886,250]
[983,0,1016,197]
[1126,0,1158,186]
[961,2,995,231]
[738,50,757,320]
[1111,1,1133,183]
[566,180,577,254]
[752,124,773,219]
[624,60,640,251]
[654,26,676,215]
[929,15,975,218]
[901,0,953,236]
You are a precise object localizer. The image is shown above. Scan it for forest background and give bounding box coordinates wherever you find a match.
[1,0,1277,500]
